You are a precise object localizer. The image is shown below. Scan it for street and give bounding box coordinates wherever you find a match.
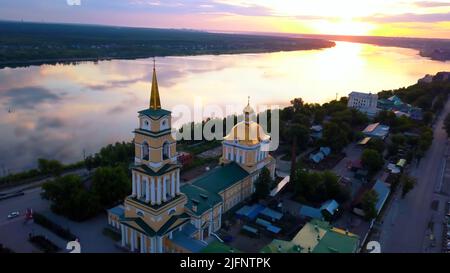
[0,181,122,253]
[378,99,450,253]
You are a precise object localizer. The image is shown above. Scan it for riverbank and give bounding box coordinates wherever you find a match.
[0,21,335,69]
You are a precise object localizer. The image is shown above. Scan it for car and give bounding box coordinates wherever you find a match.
[7,211,20,219]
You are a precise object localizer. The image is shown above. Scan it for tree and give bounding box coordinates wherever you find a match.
[366,138,385,154]
[38,158,63,177]
[322,122,348,152]
[401,174,417,198]
[285,123,310,178]
[91,166,130,207]
[253,167,272,200]
[290,98,304,113]
[42,174,101,221]
[361,149,384,174]
[361,190,379,221]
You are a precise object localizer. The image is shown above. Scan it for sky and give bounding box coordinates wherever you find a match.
[0,0,449,38]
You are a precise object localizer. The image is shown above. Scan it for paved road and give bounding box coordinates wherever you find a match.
[0,178,122,253]
[379,99,450,253]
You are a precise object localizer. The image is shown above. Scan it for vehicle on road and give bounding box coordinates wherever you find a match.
[7,211,20,219]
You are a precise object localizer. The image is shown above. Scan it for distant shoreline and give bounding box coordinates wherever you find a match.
[0,46,333,69]
[0,21,335,69]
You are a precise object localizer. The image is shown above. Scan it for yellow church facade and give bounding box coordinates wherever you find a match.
[107,63,275,253]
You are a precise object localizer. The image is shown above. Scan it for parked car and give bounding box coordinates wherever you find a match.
[7,211,20,219]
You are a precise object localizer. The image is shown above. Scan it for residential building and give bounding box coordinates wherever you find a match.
[362,122,390,140]
[261,219,360,253]
[377,95,423,120]
[347,91,378,116]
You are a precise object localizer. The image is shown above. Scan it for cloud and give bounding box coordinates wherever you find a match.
[363,12,450,23]
[85,76,147,91]
[414,1,450,8]
[126,0,274,16]
[36,117,66,129]
[0,86,61,108]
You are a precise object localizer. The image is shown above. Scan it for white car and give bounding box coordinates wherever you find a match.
[7,211,20,219]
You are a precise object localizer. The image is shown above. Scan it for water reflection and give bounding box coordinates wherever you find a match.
[0,41,449,173]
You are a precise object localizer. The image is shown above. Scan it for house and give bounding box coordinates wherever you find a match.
[353,180,390,217]
[309,152,325,163]
[320,200,339,217]
[310,125,323,139]
[309,147,331,163]
[377,95,423,121]
[298,200,339,220]
[320,147,331,157]
[347,91,378,116]
[362,123,390,140]
[261,219,360,253]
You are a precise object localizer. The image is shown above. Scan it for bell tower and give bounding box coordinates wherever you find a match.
[121,61,189,253]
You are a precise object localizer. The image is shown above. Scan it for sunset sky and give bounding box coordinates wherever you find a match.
[1,0,449,38]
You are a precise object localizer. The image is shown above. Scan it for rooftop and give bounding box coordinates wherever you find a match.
[191,162,249,194]
[181,184,222,216]
[261,219,359,253]
[139,108,171,119]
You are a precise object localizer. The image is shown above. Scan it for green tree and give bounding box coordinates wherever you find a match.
[42,175,101,221]
[38,158,63,177]
[253,167,272,200]
[366,138,385,154]
[290,98,304,113]
[285,123,310,178]
[91,166,130,207]
[361,190,379,221]
[361,149,384,174]
[401,174,417,198]
[322,122,348,152]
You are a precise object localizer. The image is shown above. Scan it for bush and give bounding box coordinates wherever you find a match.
[29,235,60,253]
[33,212,77,241]
[361,149,384,174]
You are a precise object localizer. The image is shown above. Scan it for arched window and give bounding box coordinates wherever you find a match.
[142,142,149,160]
[160,119,168,130]
[162,142,170,160]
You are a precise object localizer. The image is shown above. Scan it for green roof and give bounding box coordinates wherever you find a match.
[261,219,359,253]
[139,108,171,119]
[192,162,248,194]
[200,241,243,253]
[312,229,359,253]
[181,184,223,216]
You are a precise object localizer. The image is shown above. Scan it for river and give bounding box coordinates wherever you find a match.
[0,41,449,173]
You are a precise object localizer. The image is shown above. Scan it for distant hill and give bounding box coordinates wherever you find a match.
[0,21,335,69]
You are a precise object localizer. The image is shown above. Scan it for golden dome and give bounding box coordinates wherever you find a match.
[224,121,270,146]
[243,104,254,114]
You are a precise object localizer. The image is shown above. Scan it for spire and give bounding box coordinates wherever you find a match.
[149,58,161,110]
[243,96,254,114]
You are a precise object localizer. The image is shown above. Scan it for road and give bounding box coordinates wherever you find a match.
[0,172,122,253]
[378,99,450,253]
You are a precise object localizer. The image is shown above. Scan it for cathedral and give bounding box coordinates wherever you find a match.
[107,63,275,253]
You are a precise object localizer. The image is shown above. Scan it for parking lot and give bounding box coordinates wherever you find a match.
[0,186,122,253]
